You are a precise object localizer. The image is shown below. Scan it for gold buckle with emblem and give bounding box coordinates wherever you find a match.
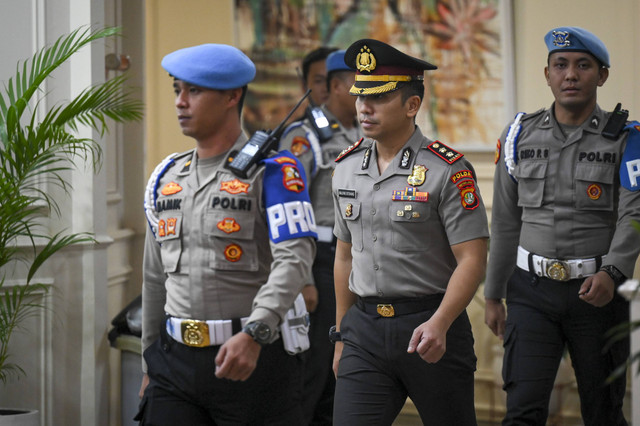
[377,304,395,317]
[181,320,210,347]
[546,260,570,282]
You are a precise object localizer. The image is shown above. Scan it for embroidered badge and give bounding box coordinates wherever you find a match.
[274,156,297,164]
[290,136,310,156]
[590,116,599,129]
[392,187,428,202]
[356,45,376,72]
[457,180,479,210]
[552,30,571,47]
[345,203,353,217]
[158,219,166,237]
[407,165,427,186]
[400,148,413,169]
[427,141,463,164]
[336,138,364,162]
[450,169,474,184]
[282,164,305,193]
[220,178,250,194]
[362,147,371,170]
[495,139,502,165]
[166,218,178,235]
[587,183,602,200]
[217,217,241,234]
[161,181,183,196]
[224,244,243,262]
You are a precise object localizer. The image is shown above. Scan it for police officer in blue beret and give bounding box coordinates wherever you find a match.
[331,39,489,425]
[280,48,362,425]
[485,26,640,425]
[137,43,317,425]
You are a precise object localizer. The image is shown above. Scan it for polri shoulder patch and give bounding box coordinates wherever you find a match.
[335,138,365,162]
[426,141,463,164]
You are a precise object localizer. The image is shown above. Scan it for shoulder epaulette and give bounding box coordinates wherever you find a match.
[521,108,545,122]
[425,141,463,164]
[335,138,365,162]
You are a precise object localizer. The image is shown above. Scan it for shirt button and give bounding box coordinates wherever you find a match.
[373,264,379,270]
[372,235,377,241]
[373,184,380,191]
[377,290,384,297]
[370,208,376,215]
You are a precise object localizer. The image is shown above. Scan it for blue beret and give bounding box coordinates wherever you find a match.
[326,50,350,73]
[544,27,610,68]
[161,44,256,90]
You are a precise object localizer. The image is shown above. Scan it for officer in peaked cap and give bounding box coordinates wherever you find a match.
[138,43,317,424]
[485,26,640,425]
[279,47,362,425]
[331,38,488,425]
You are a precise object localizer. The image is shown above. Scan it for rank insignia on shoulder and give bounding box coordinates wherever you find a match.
[426,141,463,164]
[335,138,364,162]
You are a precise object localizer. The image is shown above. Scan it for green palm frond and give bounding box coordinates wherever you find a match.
[0,25,143,384]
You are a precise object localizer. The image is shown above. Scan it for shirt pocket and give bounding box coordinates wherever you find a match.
[574,163,615,211]
[388,202,431,252]
[514,161,548,208]
[156,212,183,273]
[338,199,363,252]
[205,210,259,271]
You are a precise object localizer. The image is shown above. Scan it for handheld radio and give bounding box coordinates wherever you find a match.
[306,102,334,143]
[602,103,629,140]
[227,90,311,178]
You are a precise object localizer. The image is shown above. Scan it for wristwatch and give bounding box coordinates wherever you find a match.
[242,321,272,345]
[329,325,342,344]
[599,265,626,287]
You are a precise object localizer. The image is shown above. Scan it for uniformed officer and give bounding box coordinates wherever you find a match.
[137,43,317,425]
[280,49,362,425]
[299,46,338,109]
[484,26,640,425]
[331,39,489,425]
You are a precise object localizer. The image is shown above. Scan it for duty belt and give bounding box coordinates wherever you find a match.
[166,316,249,347]
[356,294,443,318]
[516,246,604,282]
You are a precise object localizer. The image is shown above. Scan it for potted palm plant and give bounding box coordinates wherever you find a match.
[0,26,142,421]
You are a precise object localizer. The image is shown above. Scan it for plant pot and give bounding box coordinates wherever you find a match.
[0,409,39,426]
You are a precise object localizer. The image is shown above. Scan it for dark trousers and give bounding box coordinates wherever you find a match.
[333,299,477,426]
[502,267,629,426]
[302,241,336,426]
[137,326,303,426]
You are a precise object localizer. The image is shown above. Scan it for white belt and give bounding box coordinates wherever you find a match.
[166,316,249,347]
[516,246,604,282]
[316,225,334,243]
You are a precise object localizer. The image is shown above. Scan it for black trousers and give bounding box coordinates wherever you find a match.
[301,241,336,426]
[137,326,303,426]
[502,267,629,426]
[333,299,477,426]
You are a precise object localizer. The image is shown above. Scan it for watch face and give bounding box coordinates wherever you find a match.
[254,323,271,341]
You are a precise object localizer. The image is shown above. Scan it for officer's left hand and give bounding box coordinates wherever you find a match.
[214,332,261,381]
[407,317,447,363]
[578,271,615,307]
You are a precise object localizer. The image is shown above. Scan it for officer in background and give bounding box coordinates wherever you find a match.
[280,49,362,425]
[300,46,338,109]
[484,26,640,425]
[137,43,317,425]
[331,39,489,425]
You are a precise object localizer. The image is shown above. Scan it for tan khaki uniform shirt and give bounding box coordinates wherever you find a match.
[332,127,489,298]
[484,104,640,299]
[142,134,315,359]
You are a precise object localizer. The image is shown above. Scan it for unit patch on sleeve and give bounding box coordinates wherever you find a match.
[621,122,640,191]
[426,141,463,164]
[456,180,479,210]
[291,136,311,156]
[494,139,502,165]
[262,151,318,243]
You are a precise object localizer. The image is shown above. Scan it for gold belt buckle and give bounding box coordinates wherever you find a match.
[546,261,570,282]
[181,320,210,347]
[377,304,395,317]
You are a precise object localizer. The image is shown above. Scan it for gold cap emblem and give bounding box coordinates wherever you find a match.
[356,45,376,73]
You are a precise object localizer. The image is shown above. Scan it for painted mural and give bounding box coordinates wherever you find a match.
[235,0,506,149]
